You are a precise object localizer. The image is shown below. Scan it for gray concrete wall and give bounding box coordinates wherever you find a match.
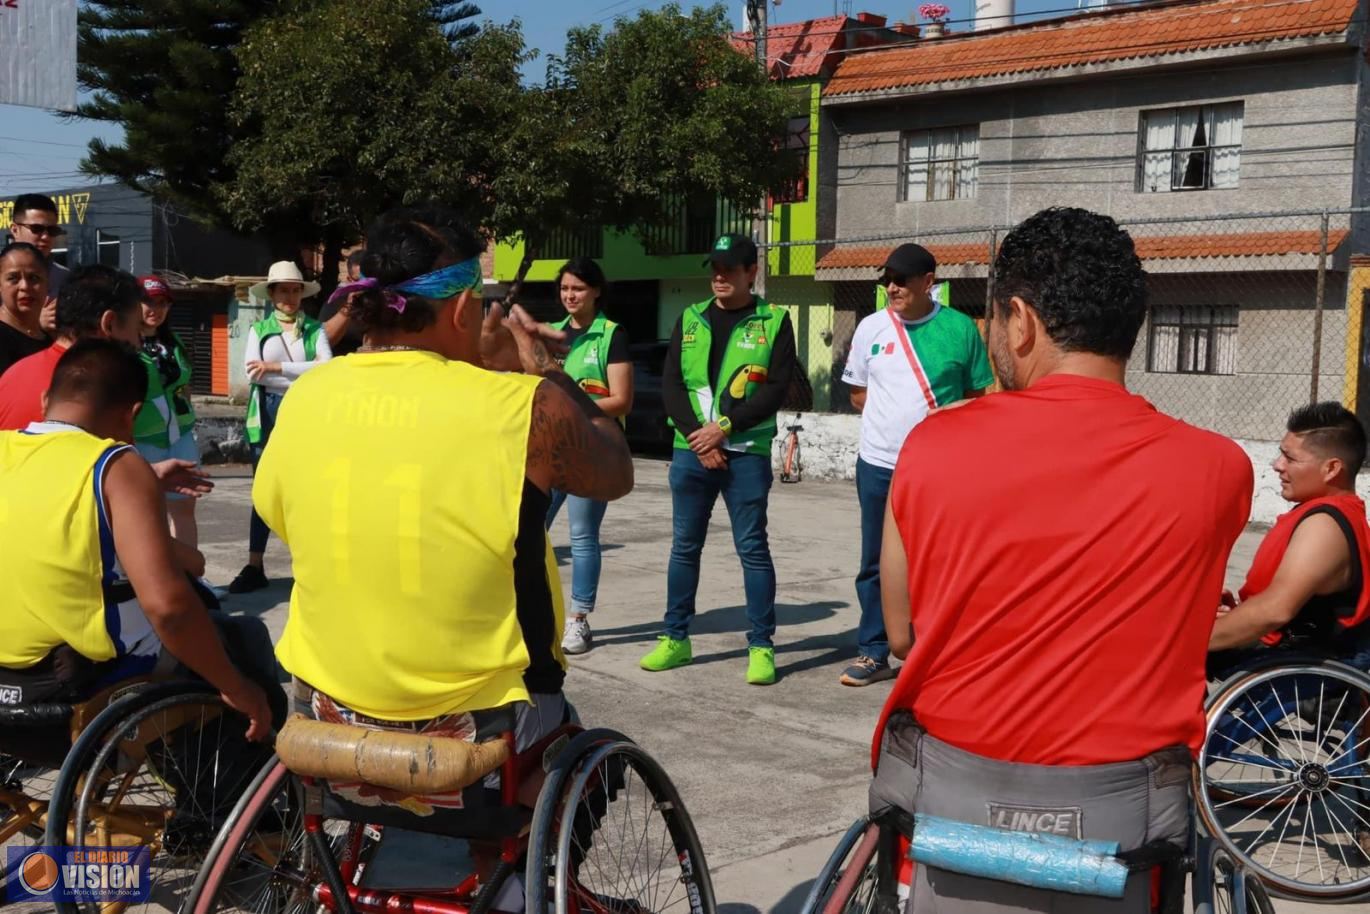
[1125,272,1349,439]
[770,411,1370,526]
[827,50,1363,238]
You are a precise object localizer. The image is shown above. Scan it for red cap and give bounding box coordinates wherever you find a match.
[139,275,173,302]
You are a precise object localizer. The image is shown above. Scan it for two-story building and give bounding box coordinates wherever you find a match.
[814,0,1369,439]
[491,12,908,411]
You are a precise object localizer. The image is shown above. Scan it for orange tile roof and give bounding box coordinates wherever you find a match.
[824,0,1358,96]
[815,230,1349,269]
[732,15,852,79]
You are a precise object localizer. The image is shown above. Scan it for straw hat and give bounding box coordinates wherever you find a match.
[249,261,321,301]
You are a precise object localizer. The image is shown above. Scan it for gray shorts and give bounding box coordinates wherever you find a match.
[871,712,1190,913]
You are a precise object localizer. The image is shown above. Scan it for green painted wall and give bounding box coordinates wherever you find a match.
[765,275,835,411]
[492,80,824,284]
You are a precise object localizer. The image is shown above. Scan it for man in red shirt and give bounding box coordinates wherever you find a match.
[871,207,1253,912]
[1210,402,1370,670]
[0,264,144,430]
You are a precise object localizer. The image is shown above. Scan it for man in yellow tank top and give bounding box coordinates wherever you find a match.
[254,204,633,753]
[0,339,274,738]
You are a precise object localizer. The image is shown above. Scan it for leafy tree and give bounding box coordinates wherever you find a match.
[74,0,483,246]
[218,0,523,295]
[75,0,275,226]
[494,2,796,290]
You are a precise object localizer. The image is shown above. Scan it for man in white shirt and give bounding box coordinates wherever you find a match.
[839,244,994,686]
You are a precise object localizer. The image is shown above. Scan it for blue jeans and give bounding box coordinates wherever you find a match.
[664,448,777,648]
[855,457,894,663]
[546,491,609,615]
[248,390,284,555]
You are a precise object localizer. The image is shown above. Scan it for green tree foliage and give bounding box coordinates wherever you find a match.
[76,0,275,224]
[74,0,483,235]
[493,2,796,284]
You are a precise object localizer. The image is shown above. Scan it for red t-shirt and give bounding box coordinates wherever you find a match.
[873,375,1253,767]
[0,343,68,431]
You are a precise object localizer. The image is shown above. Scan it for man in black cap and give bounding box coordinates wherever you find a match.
[642,232,798,685]
[838,243,992,686]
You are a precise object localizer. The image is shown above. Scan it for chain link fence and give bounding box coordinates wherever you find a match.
[759,208,1369,442]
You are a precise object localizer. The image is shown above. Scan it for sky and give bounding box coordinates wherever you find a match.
[0,0,1081,195]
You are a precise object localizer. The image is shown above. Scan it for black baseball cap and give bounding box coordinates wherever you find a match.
[879,243,937,281]
[704,233,758,268]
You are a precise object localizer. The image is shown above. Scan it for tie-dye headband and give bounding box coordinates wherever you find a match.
[326,256,483,314]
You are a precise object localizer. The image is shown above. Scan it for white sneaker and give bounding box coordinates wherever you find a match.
[561,617,592,655]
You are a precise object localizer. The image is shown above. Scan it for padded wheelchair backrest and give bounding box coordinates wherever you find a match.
[275,714,511,795]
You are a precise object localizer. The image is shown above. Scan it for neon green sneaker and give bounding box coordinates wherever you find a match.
[640,636,692,672]
[746,647,776,685]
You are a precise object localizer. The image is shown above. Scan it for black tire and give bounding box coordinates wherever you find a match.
[801,819,878,914]
[1197,663,1370,900]
[801,819,899,914]
[525,738,714,914]
[45,680,266,914]
[1211,849,1276,914]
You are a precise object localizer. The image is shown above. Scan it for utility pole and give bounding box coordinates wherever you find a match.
[746,0,769,299]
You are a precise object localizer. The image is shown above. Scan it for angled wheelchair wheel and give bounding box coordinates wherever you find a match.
[1209,848,1275,914]
[526,732,715,914]
[1197,662,1370,900]
[185,756,374,914]
[45,680,272,914]
[800,818,900,914]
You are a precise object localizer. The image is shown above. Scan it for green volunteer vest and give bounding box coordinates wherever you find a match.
[671,297,786,456]
[555,312,625,427]
[245,312,322,445]
[133,333,196,449]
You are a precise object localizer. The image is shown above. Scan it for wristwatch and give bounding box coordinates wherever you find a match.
[717,416,733,435]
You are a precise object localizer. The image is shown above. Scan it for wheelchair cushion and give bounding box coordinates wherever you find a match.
[276,713,511,795]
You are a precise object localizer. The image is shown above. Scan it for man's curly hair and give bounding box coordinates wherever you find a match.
[991,207,1148,359]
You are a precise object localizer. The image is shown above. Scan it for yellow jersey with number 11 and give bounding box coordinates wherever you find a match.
[254,349,556,722]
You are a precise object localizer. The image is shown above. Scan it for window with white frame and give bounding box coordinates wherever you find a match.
[1138,102,1243,193]
[49,247,68,268]
[900,125,979,202]
[97,231,120,268]
[1147,306,1238,375]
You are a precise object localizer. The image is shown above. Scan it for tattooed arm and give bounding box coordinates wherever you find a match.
[485,303,633,500]
[526,375,634,501]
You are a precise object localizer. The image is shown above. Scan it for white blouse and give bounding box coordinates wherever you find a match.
[244,324,333,393]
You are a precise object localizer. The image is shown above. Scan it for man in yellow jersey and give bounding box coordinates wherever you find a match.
[254,204,633,780]
[0,339,275,738]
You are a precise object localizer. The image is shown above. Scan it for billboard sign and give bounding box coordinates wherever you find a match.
[0,0,78,112]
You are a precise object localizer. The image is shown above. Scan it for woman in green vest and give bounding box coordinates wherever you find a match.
[133,275,202,547]
[546,257,633,654]
[229,261,332,594]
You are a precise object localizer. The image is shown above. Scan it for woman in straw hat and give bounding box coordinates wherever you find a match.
[228,261,333,594]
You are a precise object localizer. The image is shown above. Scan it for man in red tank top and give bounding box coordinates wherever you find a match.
[1210,402,1370,670]
[870,207,1253,913]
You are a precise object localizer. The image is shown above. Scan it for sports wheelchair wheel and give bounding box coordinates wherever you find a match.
[1197,662,1370,900]
[184,756,375,914]
[525,729,715,914]
[800,817,901,914]
[45,680,271,914]
[1209,848,1274,914]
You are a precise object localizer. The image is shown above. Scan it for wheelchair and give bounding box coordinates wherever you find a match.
[0,675,271,913]
[1197,654,1370,903]
[801,810,1273,914]
[181,712,716,914]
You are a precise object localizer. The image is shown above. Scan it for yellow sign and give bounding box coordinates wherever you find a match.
[0,192,92,229]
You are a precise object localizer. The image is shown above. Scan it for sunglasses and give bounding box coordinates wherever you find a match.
[879,272,910,287]
[13,222,65,238]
